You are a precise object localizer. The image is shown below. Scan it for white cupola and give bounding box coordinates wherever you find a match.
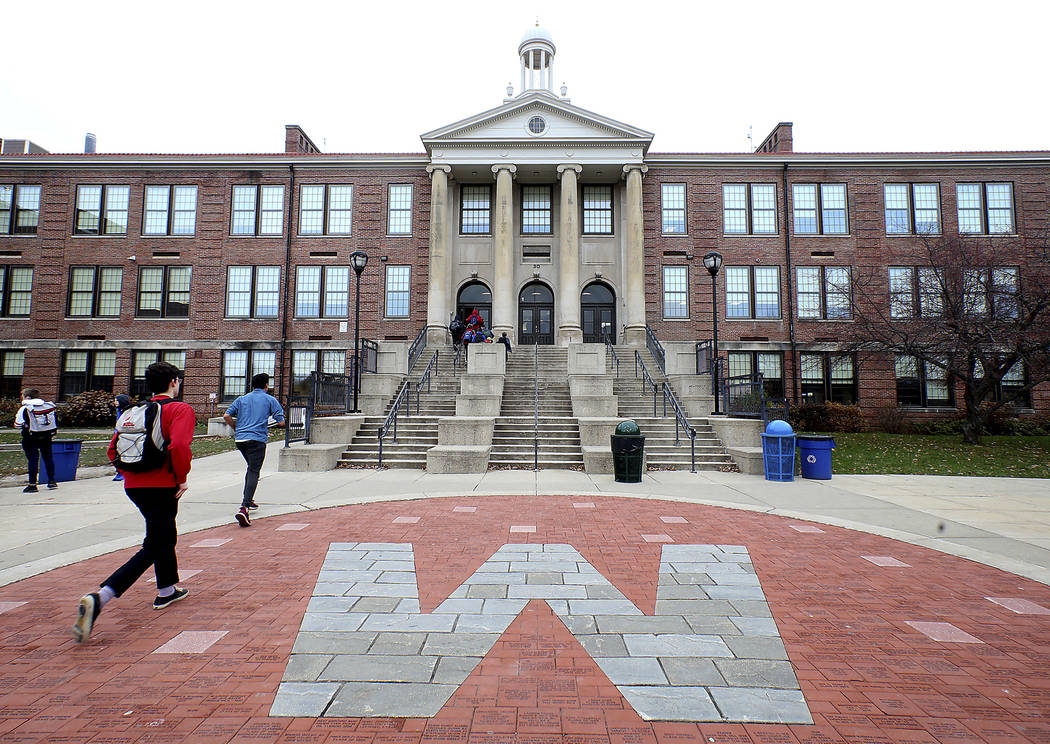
[518,23,556,96]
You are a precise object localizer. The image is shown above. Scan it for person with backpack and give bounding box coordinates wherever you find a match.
[223,372,286,527]
[13,388,59,493]
[73,362,195,643]
[111,394,131,482]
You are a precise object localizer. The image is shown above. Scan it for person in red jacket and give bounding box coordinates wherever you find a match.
[73,362,196,643]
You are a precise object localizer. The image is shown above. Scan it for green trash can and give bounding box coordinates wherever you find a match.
[38,439,84,483]
[611,420,645,483]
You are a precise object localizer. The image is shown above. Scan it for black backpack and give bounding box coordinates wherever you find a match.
[113,398,175,472]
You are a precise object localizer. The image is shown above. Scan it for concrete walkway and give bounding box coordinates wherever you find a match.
[2,441,1048,588]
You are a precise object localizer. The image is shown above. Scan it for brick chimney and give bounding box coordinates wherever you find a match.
[285,125,321,154]
[755,122,793,154]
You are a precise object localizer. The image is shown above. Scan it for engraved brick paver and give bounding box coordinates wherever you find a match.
[0,496,1047,742]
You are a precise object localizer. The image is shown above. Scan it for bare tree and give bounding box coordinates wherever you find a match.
[843,231,1050,444]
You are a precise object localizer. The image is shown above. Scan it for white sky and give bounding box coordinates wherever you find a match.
[5,0,1049,156]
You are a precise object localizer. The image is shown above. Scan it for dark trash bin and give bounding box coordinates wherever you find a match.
[39,439,83,483]
[761,420,796,482]
[611,420,645,483]
[797,434,835,479]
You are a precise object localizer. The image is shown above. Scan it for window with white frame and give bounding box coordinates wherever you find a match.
[68,266,122,317]
[299,184,353,235]
[231,184,284,236]
[385,266,410,318]
[796,266,851,320]
[0,350,24,399]
[722,184,776,235]
[0,185,41,235]
[956,182,1014,234]
[387,184,413,235]
[143,185,197,235]
[137,266,191,317]
[295,265,349,318]
[792,183,848,235]
[521,185,552,234]
[130,350,186,398]
[884,183,940,235]
[60,349,115,399]
[661,183,686,234]
[582,185,613,235]
[0,265,33,317]
[460,185,492,234]
[226,266,280,318]
[74,185,129,235]
[662,266,688,318]
[221,349,275,401]
[725,266,780,319]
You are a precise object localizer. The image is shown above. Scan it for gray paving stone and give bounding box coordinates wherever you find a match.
[723,636,790,660]
[729,600,772,617]
[665,572,711,585]
[488,552,528,562]
[473,561,511,571]
[320,654,437,682]
[585,585,629,600]
[710,573,761,586]
[681,615,740,635]
[656,585,707,599]
[659,657,726,686]
[717,553,754,563]
[561,572,611,585]
[433,656,483,684]
[717,545,748,553]
[510,560,581,572]
[594,656,667,684]
[395,599,421,613]
[432,598,484,614]
[730,616,780,636]
[707,686,813,723]
[500,543,543,551]
[316,569,382,582]
[623,633,733,657]
[466,584,507,599]
[703,585,765,600]
[421,632,502,656]
[654,599,734,615]
[453,614,517,633]
[575,633,628,657]
[714,659,800,688]
[350,597,401,613]
[281,654,333,682]
[363,551,415,561]
[481,598,529,614]
[349,582,419,598]
[326,680,459,716]
[291,631,376,654]
[368,632,427,654]
[568,599,643,615]
[525,571,564,584]
[307,596,358,613]
[672,561,745,574]
[464,572,526,585]
[322,557,375,567]
[359,613,456,632]
[377,571,418,584]
[661,546,720,559]
[313,582,354,596]
[328,542,360,550]
[617,685,721,721]
[543,544,577,552]
[593,615,693,634]
[507,585,587,599]
[545,600,569,615]
[300,613,367,632]
[270,682,340,716]
[559,615,596,634]
[355,543,411,551]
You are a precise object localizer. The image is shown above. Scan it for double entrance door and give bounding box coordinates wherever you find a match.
[519,304,553,345]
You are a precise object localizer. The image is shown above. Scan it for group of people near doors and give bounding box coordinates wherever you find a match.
[450,308,512,353]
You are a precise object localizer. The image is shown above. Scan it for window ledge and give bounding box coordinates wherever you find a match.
[139,234,196,239]
[71,234,128,239]
[660,317,692,322]
[898,406,957,412]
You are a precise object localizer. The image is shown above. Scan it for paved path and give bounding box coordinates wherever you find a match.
[0,445,1049,742]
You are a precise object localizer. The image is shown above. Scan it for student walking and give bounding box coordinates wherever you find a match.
[73,362,195,643]
[13,388,59,493]
[223,373,286,527]
[498,332,512,354]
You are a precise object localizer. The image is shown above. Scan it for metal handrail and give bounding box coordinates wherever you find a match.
[604,332,621,377]
[377,379,411,467]
[662,381,697,473]
[533,338,539,471]
[415,350,439,415]
[452,344,466,375]
[644,325,666,374]
[634,350,661,417]
[408,326,427,372]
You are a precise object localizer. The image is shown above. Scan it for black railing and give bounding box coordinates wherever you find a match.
[722,373,766,419]
[661,381,697,473]
[284,394,311,446]
[408,327,427,372]
[604,332,621,377]
[377,379,411,467]
[644,325,666,375]
[414,350,439,414]
[696,340,713,377]
[283,371,353,447]
[634,350,661,417]
[360,339,378,374]
[452,344,466,375]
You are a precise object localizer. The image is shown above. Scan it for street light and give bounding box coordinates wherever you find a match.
[703,251,723,414]
[349,250,368,413]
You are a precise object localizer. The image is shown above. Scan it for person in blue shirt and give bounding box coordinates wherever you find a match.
[223,373,285,527]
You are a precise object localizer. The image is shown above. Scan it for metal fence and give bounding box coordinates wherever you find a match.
[284,371,354,447]
[407,327,427,372]
[644,325,666,374]
[695,340,712,377]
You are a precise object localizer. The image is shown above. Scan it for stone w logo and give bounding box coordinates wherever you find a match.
[272,543,810,723]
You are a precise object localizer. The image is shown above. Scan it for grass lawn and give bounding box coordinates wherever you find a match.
[821,432,1050,478]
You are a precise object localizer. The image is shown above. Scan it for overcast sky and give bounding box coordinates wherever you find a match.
[5,0,1048,156]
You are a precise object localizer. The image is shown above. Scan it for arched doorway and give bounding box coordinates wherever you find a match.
[518,282,554,345]
[456,281,492,328]
[581,282,616,343]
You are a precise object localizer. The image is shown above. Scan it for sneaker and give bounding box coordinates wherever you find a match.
[47,482,58,490]
[112,473,124,482]
[246,501,259,510]
[73,593,101,643]
[153,587,189,610]
[23,484,38,494]
[235,507,251,527]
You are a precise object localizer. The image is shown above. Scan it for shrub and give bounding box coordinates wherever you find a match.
[910,417,962,435]
[874,406,908,434]
[790,402,865,433]
[0,397,21,428]
[56,390,119,427]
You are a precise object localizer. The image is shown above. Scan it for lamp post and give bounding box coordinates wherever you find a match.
[702,251,723,414]
[349,250,368,413]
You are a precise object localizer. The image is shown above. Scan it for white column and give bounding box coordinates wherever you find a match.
[557,163,583,345]
[425,164,452,344]
[622,164,648,345]
[520,58,525,94]
[491,164,516,337]
[548,55,554,92]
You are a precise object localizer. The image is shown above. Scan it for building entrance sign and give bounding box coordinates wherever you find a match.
[518,282,554,345]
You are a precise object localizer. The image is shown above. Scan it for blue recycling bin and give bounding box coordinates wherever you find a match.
[797,435,835,480]
[761,420,796,482]
[38,439,83,483]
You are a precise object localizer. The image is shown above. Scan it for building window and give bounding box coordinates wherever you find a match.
[661,183,686,234]
[295,265,349,318]
[136,266,191,318]
[662,266,688,319]
[221,350,275,401]
[884,183,940,235]
[889,266,946,319]
[975,358,1029,407]
[895,354,952,407]
[0,350,24,399]
[727,351,785,399]
[387,184,413,235]
[582,185,613,235]
[231,185,284,236]
[226,266,280,318]
[460,185,492,234]
[131,350,186,398]
[0,265,33,317]
[725,266,780,319]
[68,266,122,318]
[143,185,197,236]
[291,350,346,394]
[956,182,1014,234]
[917,267,943,318]
[800,352,856,404]
[74,185,130,235]
[521,185,552,234]
[60,350,116,399]
[792,184,848,235]
[0,185,41,235]
[385,266,410,318]
[796,266,851,320]
[299,185,353,235]
[723,184,776,235]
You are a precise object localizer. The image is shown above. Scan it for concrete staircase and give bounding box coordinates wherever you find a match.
[337,346,460,469]
[610,345,736,471]
[490,346,584,469]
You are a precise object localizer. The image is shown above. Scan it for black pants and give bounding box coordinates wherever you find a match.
[103,487,180,595]
[236,440,267,507]
[22,436,56,485]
